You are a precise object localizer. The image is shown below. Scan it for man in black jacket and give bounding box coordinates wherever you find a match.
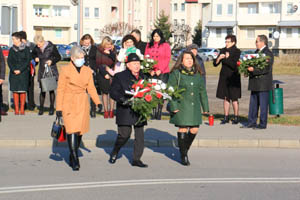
[242,35,274,129]
[131,29,147,55]
[109,53,148,168]
[0,47,6,119]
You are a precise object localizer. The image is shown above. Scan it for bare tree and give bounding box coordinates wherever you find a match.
[172,24,192,48]
[100,22,136,37]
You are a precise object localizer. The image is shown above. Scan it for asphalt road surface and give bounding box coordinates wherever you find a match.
[1,147,300,200]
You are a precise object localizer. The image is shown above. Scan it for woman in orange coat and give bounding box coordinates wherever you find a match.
[56,46,101,171]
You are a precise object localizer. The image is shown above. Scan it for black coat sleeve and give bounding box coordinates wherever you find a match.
[221,49,241,71]
[50,44,61,65]
[0,48,5,80]
[213,49,225,67]
[89,46,97,71]
[110,74,126,103]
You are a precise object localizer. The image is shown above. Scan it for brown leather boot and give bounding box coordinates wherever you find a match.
[13,93,20,115]
[20,93,26,115]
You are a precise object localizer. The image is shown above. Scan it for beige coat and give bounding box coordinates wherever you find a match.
[56,63,101,135]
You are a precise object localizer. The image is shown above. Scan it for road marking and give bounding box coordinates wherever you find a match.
[1,178,300,194]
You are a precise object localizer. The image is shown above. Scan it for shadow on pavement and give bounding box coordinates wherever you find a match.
[145,128,180,164]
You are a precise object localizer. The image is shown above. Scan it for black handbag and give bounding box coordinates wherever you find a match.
[51,117,66,142]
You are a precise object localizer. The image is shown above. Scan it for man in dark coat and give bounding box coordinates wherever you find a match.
[131,29,147,55]
[19,31,36,110]
[0,47,6,119]
[242,35,274,129]
[109,53,148,168]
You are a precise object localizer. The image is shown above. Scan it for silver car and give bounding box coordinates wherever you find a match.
[198,48,220,61]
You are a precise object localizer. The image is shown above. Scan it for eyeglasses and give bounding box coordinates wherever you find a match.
[225,41,232,43]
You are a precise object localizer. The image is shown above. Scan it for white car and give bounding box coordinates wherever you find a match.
[198,48,220,61]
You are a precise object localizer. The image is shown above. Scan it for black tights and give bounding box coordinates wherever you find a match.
[40,90,55,109]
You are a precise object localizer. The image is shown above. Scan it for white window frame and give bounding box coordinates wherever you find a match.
[85,7,89,18]
[174,3,178,12]
[216,28,222,38]
[227,4,233,15]
[55,28,62,38]
[181,3,185,11]
[286,28,292,38]
[287,3,293,14]
[217,4,222,15]
[94,8,99,18]
[248,4,258,14]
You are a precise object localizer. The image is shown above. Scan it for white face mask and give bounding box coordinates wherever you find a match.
[74,58,85,67]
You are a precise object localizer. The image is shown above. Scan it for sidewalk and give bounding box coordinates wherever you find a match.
[1,113,300,148]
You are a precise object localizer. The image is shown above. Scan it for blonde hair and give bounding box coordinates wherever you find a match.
[100,36,113,49]
[33,35,45,43]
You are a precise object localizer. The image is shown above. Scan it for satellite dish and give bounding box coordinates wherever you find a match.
[273,31,280,39]
[70,0,78,6]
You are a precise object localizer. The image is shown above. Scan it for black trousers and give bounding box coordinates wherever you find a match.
[27,75,35,108]
[248,91,269,128]
[0,84,2,121]
[118,125,144,161]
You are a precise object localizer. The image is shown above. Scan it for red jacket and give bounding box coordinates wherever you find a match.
[145,42,171,74]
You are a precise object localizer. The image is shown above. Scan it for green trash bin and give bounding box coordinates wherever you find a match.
[269,81,284,115]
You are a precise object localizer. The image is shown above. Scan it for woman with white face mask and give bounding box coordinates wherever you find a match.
[56,46,101,171]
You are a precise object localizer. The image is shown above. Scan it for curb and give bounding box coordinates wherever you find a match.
[0,139,300,149]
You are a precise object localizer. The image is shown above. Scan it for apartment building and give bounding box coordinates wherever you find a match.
[200,0,300,53]
[0,0,170,45]
[171,0,202,46]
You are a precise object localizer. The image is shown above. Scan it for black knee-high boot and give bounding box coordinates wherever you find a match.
[177,132,190,166]
[156,104,163,120]
[109,134,130,164]
[67,133,80,171]
[186,131,197,151]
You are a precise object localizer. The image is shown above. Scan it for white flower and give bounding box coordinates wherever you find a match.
[152,79,158,83]
[150,59,154,63]
[141,65,144,69]
[168,86,175,92]
[262,53,266,57]
[157,80,163,85]
[161,83,167,90]
[154,84,161,91]
[243,57,247,61]
[256,54,260,58]
[146,54,150,58]
[146,63,149,67]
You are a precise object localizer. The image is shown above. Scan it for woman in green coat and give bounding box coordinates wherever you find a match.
[168,50,209,166]
[7,32,31,115]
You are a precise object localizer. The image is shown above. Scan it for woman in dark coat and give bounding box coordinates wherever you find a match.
[168,51,209,166]
[33,35,61,115]
[96,36,116,119]
[213,35,241,124]
[80,34,99,118]
[7,32,31,115]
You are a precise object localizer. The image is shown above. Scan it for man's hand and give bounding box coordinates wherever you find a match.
[217,54,226,62]
[248,67,254,72]
[104,74,110,79]
[0,79,4,85]
[173,110,179,113]
[35,58,39,62]
[14,70,21,75]
[46,60,52,66]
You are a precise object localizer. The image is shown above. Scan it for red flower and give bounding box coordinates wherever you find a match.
[134,92,144,98]
[237,61,241,67]
[145,94,152,102]
[251,55,255,59]
[156,92,162,99]
[147,83,153,87]
[125,56,128,63]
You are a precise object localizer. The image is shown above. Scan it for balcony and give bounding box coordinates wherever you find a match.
[238,13,280,26]
[32,15,72,27]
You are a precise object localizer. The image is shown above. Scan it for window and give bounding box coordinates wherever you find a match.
[269,3,280,13]
[217,4,222,15]
[181,3,185,11]
[174,19,178,26]
[94,28,100,40]
[174,3,178,11]
[247,28,255,38]
[53,7,62,16]
[227,28,233,35]
[298,28,300,38]
[287,3,293,13]
[55,29,62,38]
[34,7,43,16]
[286,28,292,38]
[268,28,276,39]
[248,4,258,14]
[85,7,89,17]
[181,19,185,25]
[216,28,222,38]
[228,4,233,15]
[94,8,99,18]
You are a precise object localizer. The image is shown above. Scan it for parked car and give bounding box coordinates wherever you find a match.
[240,49,256,59]
[0,44,9,57]
[56,44,71,61]
[198,48,219,61]
[68,42,78,48]
[172,48,208,62]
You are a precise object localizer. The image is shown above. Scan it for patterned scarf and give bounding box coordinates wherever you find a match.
[180,65,196,76]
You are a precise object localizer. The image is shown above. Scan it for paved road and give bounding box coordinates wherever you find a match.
[1,74,300,115]
[1,147,300,200]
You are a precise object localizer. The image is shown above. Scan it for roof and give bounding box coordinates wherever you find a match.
[205,21,237,28]
[277,21,300,27]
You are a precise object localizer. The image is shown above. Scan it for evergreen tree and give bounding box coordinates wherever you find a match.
[154,11,172,42]
[192,20,202,47]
